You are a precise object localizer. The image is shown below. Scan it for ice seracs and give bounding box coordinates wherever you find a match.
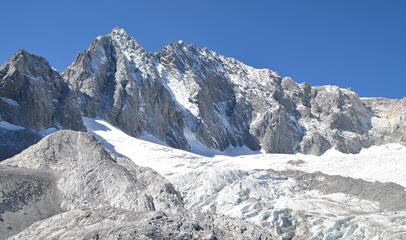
[1,27,405,240]
[83,117,406,239]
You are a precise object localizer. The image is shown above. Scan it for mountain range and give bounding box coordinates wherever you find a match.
[1,28,406,240]
[1,27,405,160]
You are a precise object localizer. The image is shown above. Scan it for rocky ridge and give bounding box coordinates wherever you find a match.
[0,28,405,160]
[63,28,406,155]
[0,50,84,159]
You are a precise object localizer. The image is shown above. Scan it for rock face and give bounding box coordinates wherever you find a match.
[2,131,183,213]
[0,50,84,131]
[0,126,41,160]
[63,29,188,150]
[63,28,406,155]
[0,131,275,240]
[362,97,406,146]
[0,50,85,160]
[1,28,405,156]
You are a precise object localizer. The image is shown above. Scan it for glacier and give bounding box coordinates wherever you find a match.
[83,117,406,239]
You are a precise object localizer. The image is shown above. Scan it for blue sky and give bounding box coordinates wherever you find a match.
[1,0,405,98]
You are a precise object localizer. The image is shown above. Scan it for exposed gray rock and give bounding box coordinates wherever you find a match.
[63,28,406,155]
[8,208,276,240]
[1,131,183,213]
[0,130,182,239]
[0,166,61,238]
[0,130,276,240]
[2,29,404,156]
[0,50,85,160]
[362,97,406,146]
[0,50,84,132]
[269,169,406,211]
[63,29,188,150]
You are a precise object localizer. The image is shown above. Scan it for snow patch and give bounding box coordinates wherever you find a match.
[38,128,58,136]
[0,121,25,131]
[0,97,20,107]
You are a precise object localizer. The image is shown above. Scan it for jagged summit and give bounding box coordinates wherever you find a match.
[1,28,405,157]
[109,27,144,51]
[60,28,406,155]
[0,48,85,160]
[1,28,405,240]
[110,26,129,36]
[5,49,52,72]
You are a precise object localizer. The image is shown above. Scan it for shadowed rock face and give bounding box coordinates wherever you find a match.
[0,128,41,160]
[0,50,84,132]
[1,29,405,156]
[63,28,406,155]
[0,50,85,160]
[0,131,276,240]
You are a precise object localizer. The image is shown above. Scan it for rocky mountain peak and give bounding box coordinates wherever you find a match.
[59,28,406,155]
[3,50,56,80]
[0,49,85,160]
[110,27,129,37]
[1,28,404,158]
[108,27,145,57]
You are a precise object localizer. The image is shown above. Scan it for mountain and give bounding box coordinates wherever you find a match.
[1,28,405,239]
[0,27,405,160]
[0,50,84,159]
[0,130,275,240]
[63,28,405,155]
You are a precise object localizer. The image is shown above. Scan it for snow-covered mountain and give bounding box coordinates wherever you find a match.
[0,28,405,158]
[0,27,406,239]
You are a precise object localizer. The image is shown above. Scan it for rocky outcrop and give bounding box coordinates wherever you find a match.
[63,29,188,150]
[1,29,404,156]
[0,50,84,131]
[63,28,406,155]
[1,131,183,213]
[0,131,276,240]
[362,97,406,146]
[8,208,275,240]
[0,166,61,238]
[0,50,85,160]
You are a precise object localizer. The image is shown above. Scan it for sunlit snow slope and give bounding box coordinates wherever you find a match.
[84,117,406,239]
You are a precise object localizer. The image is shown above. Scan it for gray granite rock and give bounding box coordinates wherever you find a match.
[2,29,405,156]
[0,130,275,240]
[0,50,84,132]
[0,50,85,160]
[63,28,406,155]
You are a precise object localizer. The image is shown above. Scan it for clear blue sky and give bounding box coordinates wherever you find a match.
[1,1,405,98]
